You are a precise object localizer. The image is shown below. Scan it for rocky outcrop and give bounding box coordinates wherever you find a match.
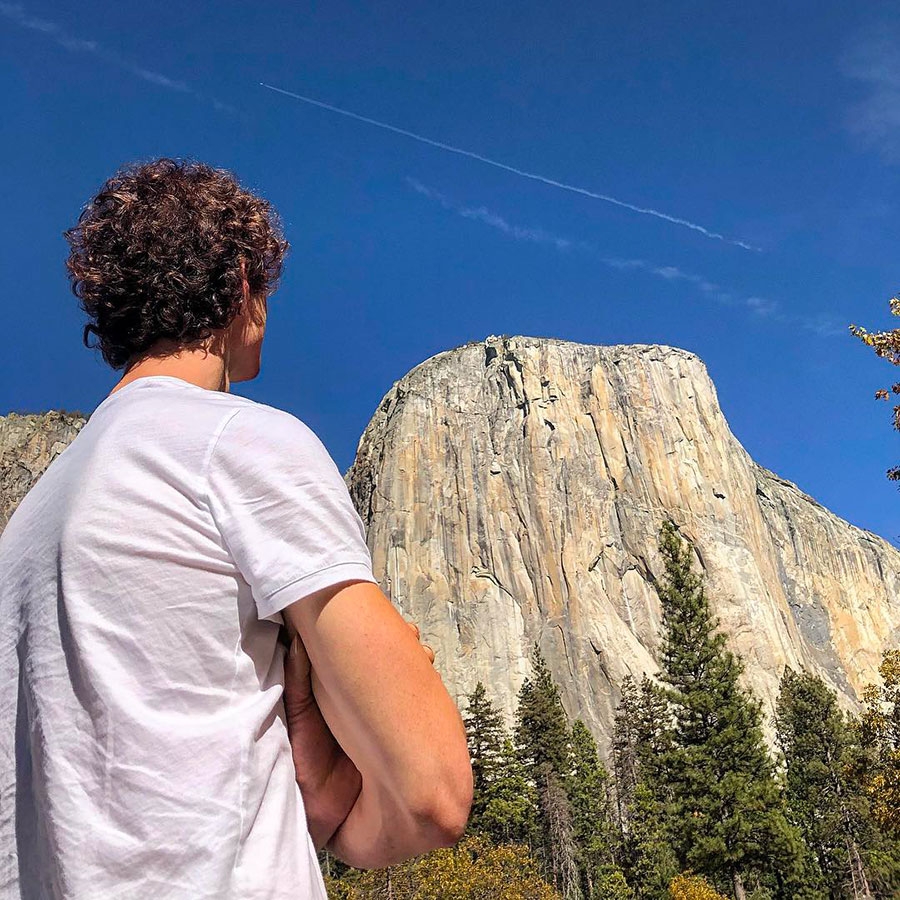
[3,338,898,752]
[0,411,87,531]
[347,336,900,748]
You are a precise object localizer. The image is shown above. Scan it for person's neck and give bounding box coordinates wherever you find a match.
[111,343,231,396]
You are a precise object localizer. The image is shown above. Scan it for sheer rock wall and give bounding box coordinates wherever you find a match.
[347,336,900,747]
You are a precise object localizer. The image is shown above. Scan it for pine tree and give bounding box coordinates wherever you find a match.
[462,681,539,847]
[516,642,583,900]
[624,781,680,900]
[516,643,573,777]
[611,674,642,826]
[635,675,674,788]
[611,674,672,834]
[653,519,816,899]
[463,682,509,822]
[611,674,678,899]
[477,735,541,849]
[775,667,874,898]
[566,718,626,898]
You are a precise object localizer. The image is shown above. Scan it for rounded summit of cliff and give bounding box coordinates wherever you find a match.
[395,334,707,390]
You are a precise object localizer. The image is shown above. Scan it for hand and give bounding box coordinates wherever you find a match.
[282,628,315,718]
[283,630,361,850]
[405,619,436,665]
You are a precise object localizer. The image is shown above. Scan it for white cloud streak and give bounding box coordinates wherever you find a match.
[0,2,233,112]
[409,178,842,337]
[408,178,582,251]
[0,7,758,254]
[0,3,841,339]
[261,81,758,252]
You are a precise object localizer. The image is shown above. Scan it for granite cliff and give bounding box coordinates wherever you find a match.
[2,337,899,751]
[347,336,900,748]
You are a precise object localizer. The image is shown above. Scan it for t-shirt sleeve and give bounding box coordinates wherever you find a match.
[205,404,377,621]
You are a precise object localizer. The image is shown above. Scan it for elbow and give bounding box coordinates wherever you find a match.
[418,757,474,847]
[434,805,471,848]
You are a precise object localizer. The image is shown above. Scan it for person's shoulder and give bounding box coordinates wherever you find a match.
[215,397,332,461]
[223,397,317,437]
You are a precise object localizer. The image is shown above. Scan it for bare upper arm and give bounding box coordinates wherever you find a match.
[280,579,472,822]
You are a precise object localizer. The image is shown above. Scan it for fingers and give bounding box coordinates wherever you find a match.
[283,634,315,719]
[405,619,434,665]
[287,633,310,670]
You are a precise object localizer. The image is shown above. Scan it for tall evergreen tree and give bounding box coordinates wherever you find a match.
[516,643,573,777]
[566,718,625,898]
[611,674,642,827]
[623,781,680,900]
[611,674,672,833]
[516,642,583,900]
[635,675,674,789]
[653,520,816,899]
[464,682,509,821]
[478,735,541,849]
[611,674,679,899]
[464,681,540,848]
[775,667,874,898]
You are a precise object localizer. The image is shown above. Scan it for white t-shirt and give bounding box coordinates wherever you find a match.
[0,375,378,899]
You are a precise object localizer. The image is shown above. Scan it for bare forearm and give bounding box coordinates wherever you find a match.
[281,599,473,869]
[289,700,362,850]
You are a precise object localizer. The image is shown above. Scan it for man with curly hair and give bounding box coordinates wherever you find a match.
[0,158,473,899]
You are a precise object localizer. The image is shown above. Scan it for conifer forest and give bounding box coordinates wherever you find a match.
[321,522,900,900]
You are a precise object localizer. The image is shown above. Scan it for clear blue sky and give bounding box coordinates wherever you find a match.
[2,0,900,544]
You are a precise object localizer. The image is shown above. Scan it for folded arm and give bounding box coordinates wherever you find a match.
[281,579,474,870]
[282,629,362,851]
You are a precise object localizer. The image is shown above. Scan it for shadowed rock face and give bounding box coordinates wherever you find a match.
[3,337,899,750]
[0,411,87,531]
[347,336,900,748]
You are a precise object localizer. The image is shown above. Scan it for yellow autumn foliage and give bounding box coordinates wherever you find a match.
[669,873,729,900]
[858,649,900,834]
[851,296,900,479]
[324,833,561,899]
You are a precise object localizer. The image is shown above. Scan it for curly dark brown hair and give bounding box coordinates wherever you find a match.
[64,157,290,370]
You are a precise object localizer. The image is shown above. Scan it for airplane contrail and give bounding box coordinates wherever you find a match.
[260,81,758,251]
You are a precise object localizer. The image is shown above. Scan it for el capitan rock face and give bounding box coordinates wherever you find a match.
[346,336,900,747]
[2,337,899,750]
